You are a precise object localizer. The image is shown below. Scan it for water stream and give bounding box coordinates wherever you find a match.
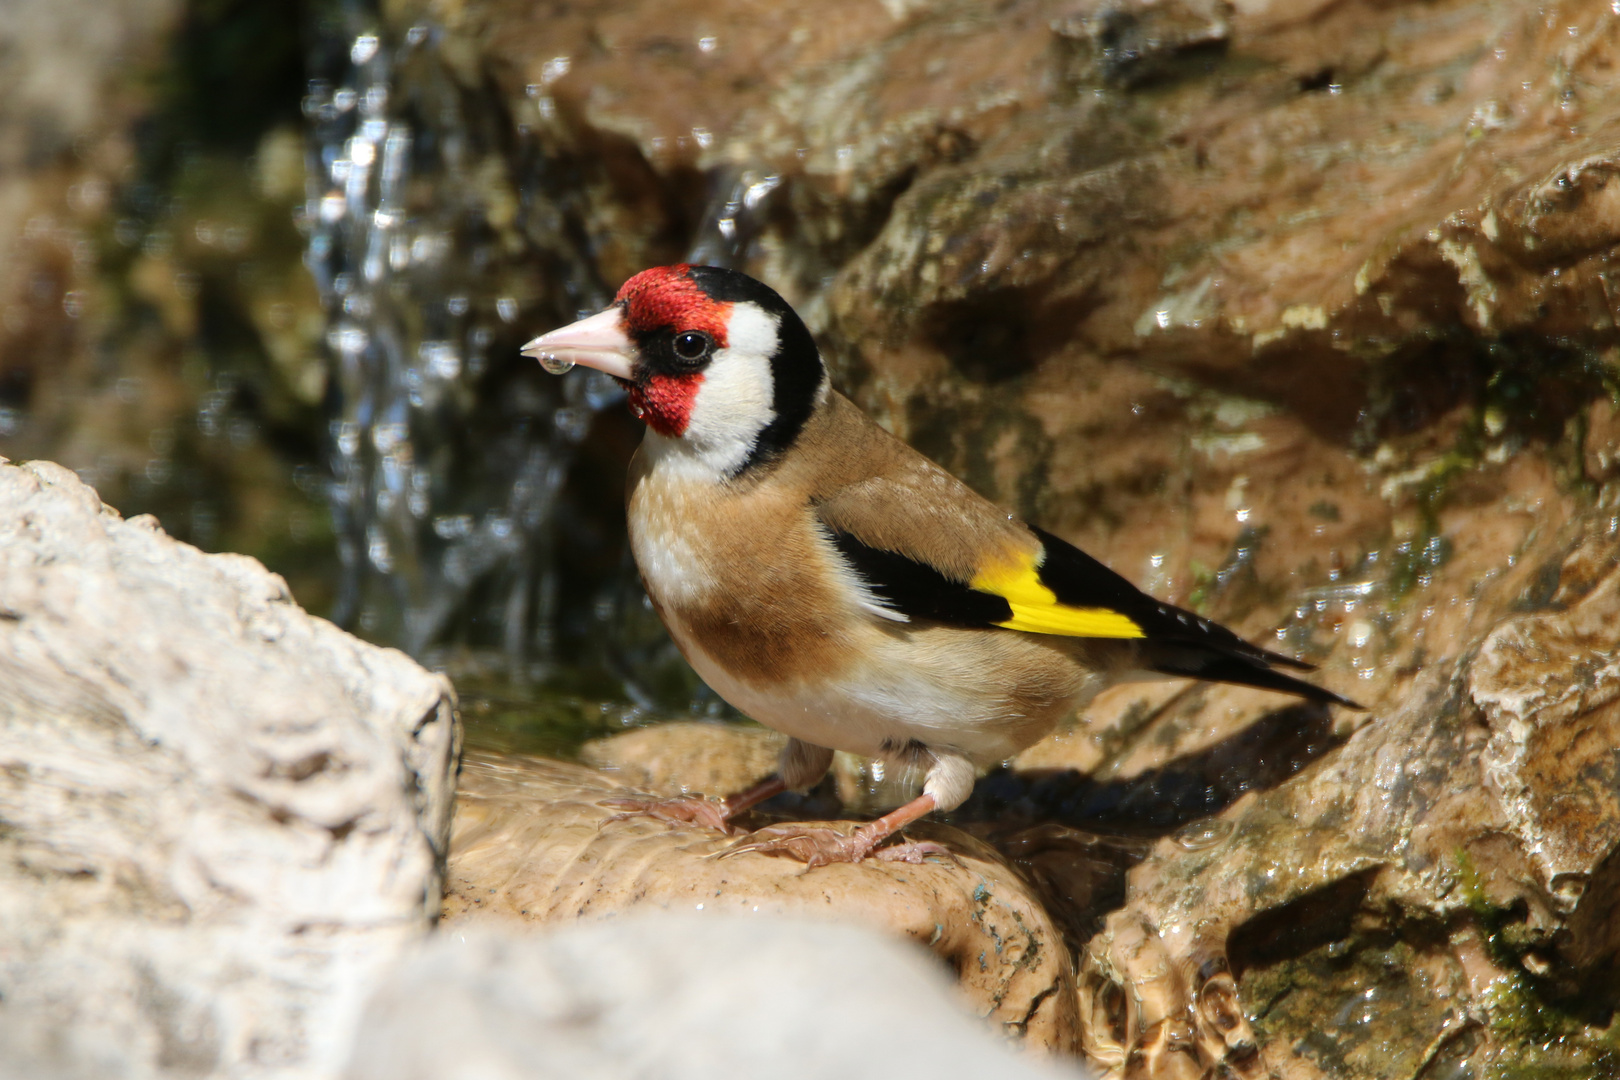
[303,10,783,744]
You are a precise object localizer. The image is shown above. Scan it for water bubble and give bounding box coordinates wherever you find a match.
[350,34,381,65]
[1172,819,1234,850]
[541,56,571,84]
[372,421,408,453]
[537,352,575,375]
[433,514,474,540]
[367,527,393,572]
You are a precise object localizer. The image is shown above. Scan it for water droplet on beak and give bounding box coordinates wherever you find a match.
[537,352,575,375]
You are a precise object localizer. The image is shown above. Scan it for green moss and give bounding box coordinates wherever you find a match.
[1451,852,1620,1078]
[1241,933,1452,1080]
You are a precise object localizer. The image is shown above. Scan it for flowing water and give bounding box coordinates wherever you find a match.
[303,9,786,749]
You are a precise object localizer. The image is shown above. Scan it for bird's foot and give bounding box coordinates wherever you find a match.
[599,794,736,834]
[718,823,955,868]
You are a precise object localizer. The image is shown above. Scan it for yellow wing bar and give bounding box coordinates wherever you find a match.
[971,553,1145,639]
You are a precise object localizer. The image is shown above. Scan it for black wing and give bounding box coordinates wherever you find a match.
[826,522,1360,709]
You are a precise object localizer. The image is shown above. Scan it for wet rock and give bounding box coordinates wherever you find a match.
[579,719,915,814]
[0,0,181,379]
[348,914,1088,1080]
[0,0,333,606]
[0,459,459,1078]
[1073,516,1620,1078]
[580,719,787,798]
[442,751,1081,1054]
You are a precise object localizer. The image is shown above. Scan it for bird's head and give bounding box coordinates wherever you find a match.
[523,265,825,476]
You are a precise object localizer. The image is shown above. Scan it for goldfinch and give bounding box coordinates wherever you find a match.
[522,265,1357,867]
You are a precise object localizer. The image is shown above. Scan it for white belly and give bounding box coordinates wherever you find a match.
[661,609,1036,766]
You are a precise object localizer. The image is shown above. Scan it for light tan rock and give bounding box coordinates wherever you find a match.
[443,750,1081,1055]
[0,459,460,1079]
[579,719,920,813]
[580,720,786,797]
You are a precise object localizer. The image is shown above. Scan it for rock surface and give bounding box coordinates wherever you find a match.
[443,750,1081,1054]
[388,1,1620,1074]
[348,914,1087,1080]
[0,459,459,1079]
[579,718,918,812]
[1073,516,1620,1079]
[580,719,787,799]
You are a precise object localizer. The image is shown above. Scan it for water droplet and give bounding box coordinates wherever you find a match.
[1172,819,1234,851]
[350,34,380,66]
[537,352,575,375]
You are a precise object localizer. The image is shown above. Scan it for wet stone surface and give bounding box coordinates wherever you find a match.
[1073,515,1620,1079]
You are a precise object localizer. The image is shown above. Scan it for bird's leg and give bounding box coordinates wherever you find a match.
[598,737,833,835]
[719,750,974,867]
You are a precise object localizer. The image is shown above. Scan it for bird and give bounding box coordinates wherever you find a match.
[522,264,1359,867]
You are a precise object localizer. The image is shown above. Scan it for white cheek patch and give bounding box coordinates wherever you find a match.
[677,304,781,476]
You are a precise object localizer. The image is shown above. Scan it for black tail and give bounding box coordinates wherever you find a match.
[1026,526,1361,708]
[1147,645,1363,709]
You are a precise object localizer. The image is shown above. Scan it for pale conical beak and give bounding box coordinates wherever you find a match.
[520,305,635,381]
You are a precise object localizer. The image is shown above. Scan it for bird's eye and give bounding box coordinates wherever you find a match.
[672,330,712,363]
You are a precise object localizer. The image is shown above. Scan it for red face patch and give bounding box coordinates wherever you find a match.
[615,265,731,347]
[628,373,703,438]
